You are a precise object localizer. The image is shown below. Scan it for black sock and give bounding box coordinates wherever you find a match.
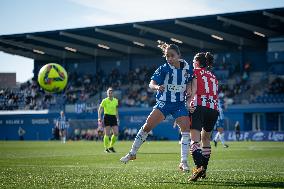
[190,142,203,168]
[202,146,211,170]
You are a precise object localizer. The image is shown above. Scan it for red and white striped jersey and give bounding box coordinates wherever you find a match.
[191,68,219,111]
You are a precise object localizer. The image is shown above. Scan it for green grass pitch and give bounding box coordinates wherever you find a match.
[0,141,283,188]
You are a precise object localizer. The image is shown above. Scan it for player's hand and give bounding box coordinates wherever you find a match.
[186,100,196,113]
[98,119,103,127]
[156,85,165,92]
[117,119,120,126]
[98,118,102,126]
[189,106,196,113]
[186,100,191,109]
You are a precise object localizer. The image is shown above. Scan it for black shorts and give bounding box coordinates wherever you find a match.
[190,106,219,132]
[104,114,118,127]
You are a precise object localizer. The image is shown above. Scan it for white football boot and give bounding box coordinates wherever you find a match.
[179,161,190,172]
[120,153,136,164]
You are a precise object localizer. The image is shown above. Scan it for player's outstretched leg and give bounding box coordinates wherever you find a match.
[120,127,148,163]
[120,109,164,164]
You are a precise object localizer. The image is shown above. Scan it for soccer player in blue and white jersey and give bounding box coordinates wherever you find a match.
[120,42,193,172]
[213,97,229,148]
[56,111,69,143]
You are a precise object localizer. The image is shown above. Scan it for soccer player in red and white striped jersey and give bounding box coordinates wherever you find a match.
[191,66,219,110]
[187,52,219,181]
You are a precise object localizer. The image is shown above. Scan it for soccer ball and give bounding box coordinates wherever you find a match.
[38,63,68,93]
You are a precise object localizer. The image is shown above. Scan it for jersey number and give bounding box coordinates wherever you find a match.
[202,76,217,95]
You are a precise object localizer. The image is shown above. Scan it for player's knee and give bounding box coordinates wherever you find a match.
[142,123,152,133]
[145,117,153,125]
[176,118,190,132]
[179,123,190,132]
[112,130,119,136]
[203,141,210,147]
[217,127,224,133]
[104,131,111,136]
[190,134,200,143]
[201,135,210,144]
[143,128,151,133]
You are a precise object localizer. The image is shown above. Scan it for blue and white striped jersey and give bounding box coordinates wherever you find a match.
[151,60,193,103]
[217,100,224,120]
[57,116,68,130]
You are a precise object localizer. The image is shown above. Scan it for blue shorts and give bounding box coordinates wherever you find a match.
[153,101,188,119]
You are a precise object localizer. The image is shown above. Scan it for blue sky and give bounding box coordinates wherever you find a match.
[1,0,284,82]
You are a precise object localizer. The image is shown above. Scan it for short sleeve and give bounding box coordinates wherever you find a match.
[151,65,166,85]
[100,99,106,108]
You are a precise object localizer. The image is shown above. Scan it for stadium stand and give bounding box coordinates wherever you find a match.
[0,59,282,110]
[251,76,284,104]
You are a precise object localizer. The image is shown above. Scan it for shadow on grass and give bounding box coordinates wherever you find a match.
[157,179,284,188]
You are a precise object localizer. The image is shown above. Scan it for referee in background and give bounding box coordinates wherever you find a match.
[98,87,119,153]
[56,111,69,143]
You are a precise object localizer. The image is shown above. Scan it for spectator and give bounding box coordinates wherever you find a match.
[74,128,80,140]
[18,127,26,140]
[235,121,241,141]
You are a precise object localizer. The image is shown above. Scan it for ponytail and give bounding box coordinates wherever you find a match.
[194,52,214,69]
[157,40,181,57]
[157,40,169,57]
[205,52,214,69]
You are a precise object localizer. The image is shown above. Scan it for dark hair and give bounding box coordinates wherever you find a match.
[194,52,214,68]
[157,40,181,57]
